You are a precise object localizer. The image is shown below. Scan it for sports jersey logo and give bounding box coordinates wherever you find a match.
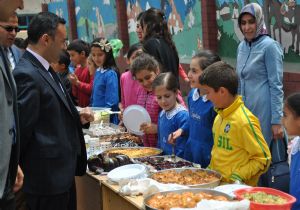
[224,123,231,133]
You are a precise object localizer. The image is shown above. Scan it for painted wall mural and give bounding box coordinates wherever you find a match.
[216,0,300,67]
[48,0,70,34]
[126,0,203,62]
[74,0,118,42]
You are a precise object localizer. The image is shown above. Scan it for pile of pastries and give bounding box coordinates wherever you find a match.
[101,133,141,144]
[146,191,229,210]
[151,169,219,185]
[104,147,161,158]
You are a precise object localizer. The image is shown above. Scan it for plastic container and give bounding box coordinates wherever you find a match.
[234,187,296,210]
[90,107,111,124]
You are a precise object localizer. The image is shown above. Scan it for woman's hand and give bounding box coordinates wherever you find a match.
[140,123,157,134]
[272,124,284,140]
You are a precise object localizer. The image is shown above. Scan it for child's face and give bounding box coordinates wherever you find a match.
[51,62,66,73]
[91,47,106,67]
[201,85,223,108]
[87,59,97,74]
[136,20,143,41]
[67,50,85,66]
[135,69,158,92]
[128,49,143,65]
[188,58,203,89]
[154,85,177,111]
[282,104,300,136]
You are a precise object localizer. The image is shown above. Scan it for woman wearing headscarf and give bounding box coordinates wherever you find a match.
[236,3,284,147]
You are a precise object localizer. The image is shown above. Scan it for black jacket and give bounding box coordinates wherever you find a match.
[143,37,179,79]
[13,50,87,195]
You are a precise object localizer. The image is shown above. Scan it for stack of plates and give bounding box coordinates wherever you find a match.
[123,105,151,135]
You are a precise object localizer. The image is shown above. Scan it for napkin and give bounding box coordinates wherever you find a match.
[119,178,188,197]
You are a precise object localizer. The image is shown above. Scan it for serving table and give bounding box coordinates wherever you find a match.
[76,172,144,210]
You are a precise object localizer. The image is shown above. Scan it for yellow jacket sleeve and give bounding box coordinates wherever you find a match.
[230,118,271,183]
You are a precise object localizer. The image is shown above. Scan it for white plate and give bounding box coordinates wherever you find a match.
[123,105,151,135]
[214,184,252,197]
[107,164,146,183]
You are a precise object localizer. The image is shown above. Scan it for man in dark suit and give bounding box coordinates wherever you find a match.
[13,12,93,210]
[0,0,24,209]
[0,12,22,70]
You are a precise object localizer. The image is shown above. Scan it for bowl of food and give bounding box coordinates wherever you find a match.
[144,188,233,210]
[234,187,296,210]
[150,168,222,188]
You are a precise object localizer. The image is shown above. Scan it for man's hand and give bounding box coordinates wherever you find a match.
[272,124,284,140]
[13,165,24,192]
[80,107,94,124]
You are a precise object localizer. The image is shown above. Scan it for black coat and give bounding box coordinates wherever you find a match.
[13,50,87,195]
[143,37,179,79]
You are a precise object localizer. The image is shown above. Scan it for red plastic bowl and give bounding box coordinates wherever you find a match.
[234,187,296,210]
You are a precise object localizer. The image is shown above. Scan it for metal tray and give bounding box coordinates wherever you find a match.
[133,155,200,172]
[101,147,163,159]
[150,168,222,189]
[144,188,233,210]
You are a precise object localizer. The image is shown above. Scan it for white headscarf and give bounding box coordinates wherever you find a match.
[238,3,268,39]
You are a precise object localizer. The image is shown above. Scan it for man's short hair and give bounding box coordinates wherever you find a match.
[27,12,66,44]
[199,61,238,96]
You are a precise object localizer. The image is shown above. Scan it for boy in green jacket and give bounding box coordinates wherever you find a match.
[199,61,271,186]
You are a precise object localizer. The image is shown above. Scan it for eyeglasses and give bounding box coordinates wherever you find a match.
[0,25,20,33]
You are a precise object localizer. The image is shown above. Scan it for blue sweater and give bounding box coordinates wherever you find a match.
[290,137,300,210]
[157,105,189,158]
[91,68,119,124]
[184,89,216,167]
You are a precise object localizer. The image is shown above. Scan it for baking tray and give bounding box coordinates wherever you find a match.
[149,168,222,189]
[144,188,233,210]
[101,147,163,159]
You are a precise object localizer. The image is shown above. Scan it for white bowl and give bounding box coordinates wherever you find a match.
[107,164,146,183]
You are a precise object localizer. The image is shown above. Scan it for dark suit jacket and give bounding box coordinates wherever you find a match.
[13,51,87,195]
[0,49,19,199]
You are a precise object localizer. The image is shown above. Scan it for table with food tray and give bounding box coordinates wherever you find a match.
[76,155,221,210]
[77,123,223,210]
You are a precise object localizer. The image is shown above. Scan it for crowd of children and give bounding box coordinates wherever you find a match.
[49,8,300,208]
[59,36,272,186]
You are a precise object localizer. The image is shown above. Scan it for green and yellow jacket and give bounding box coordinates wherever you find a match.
[209,96,271,186]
